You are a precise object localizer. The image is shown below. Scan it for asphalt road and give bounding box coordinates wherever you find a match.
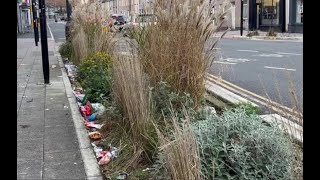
[209,38,303,110]
[47,19,67,43]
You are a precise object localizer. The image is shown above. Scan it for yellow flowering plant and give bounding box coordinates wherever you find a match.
[77,52,113,103]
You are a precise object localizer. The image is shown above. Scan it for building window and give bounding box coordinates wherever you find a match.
[261,0,280,25]
[296,0,303,23]
[243,0,248,19]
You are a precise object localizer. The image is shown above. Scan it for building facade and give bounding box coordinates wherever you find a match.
[288,0,303,33]
[101,0,140,21]
[246,0,303,33]
[17,0,32,33]
[208,0,244,30]
[79,0,302,33]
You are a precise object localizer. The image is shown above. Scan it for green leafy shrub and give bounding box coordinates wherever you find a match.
[77,52,113,103]
[192,108,294,180]
[267,28,277,37]
[152,81,195,119]
[234,102,262,115]
[247,30,259,37]
[59,41,73,59]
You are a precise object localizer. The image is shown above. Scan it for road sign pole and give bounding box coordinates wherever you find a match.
[38,0,50,84]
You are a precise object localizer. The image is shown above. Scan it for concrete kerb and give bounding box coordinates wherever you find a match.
[54,44,103,180]
[226,35,303,41]
[205,81,258,107]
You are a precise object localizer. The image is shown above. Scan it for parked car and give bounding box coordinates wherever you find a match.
[111,14,126,25]
[60,16,67,21]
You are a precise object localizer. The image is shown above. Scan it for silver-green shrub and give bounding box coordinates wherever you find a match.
[192,108,294,180]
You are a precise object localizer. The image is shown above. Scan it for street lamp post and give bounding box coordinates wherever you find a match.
[31,0,39,46]
[66,0,71,20]
[38,0,50,84]
[65,0,72,40]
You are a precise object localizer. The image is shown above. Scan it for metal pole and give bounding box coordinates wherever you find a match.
[240,0,243,36]
[17,2,22,33]
[31,0,39,46]
[38,0,50,84]
[66,0,71,21]
[65,0,72,40]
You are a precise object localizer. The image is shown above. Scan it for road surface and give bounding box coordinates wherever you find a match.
[209,38,303,110]
[47,19,67,43]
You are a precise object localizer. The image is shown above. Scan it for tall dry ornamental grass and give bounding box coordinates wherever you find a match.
[112,55,155,160]
[70,2,114,65]
[134,0,231,106]
[155,108,202,180]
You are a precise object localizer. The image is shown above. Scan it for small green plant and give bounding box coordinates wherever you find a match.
[247,30,259,37]
[59,41,73,59]
[192,108,294,180]
[77,52,113,103]
[130,169,149,179]
[152,81,196,119]
[234,102,262,115]
[267,28,277,37]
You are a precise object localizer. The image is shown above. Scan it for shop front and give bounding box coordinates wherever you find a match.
[248,0,286,32]
[288,0,303,33]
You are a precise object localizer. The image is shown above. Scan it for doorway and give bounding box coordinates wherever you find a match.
[256,3,262,29]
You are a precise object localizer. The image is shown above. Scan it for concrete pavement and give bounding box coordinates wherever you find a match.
[17,26,51,39]
[17,38,91,179]
[214,30,303,41]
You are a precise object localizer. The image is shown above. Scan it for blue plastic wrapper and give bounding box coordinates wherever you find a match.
[88,114,97,122]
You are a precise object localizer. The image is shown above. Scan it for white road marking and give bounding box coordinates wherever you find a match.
[220,57,256,63]
[255,54,284,57]
[250,38,303,43]
[213,48,221,50]
[276,52,302,56]
[264,66,296,71]
[47,23,54,41]
[237,49,258,53]
[214,61,237,65]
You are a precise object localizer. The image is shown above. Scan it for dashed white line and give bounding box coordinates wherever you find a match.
[214,61,237,65]
[221,57,255,63]
[237,49,259,53]
[276,52,302,56]
[264,66,296,71]
[255,54,284,57]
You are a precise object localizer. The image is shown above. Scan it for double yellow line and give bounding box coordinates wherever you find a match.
[205,73,303,125]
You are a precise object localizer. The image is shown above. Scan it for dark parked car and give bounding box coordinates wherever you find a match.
[111,14,126,25]
[60,16,67,21]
